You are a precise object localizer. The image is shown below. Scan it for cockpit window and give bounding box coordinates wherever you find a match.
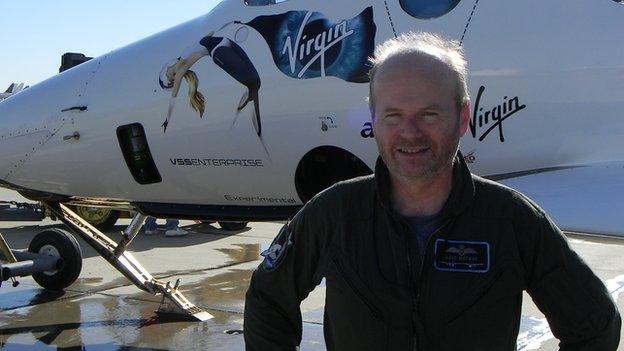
[244,0,287,6]
[399,0,462,19]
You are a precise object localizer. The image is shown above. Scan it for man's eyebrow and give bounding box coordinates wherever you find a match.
[422,104,444,111]
[381,107,402,114]
[382,104,444,113]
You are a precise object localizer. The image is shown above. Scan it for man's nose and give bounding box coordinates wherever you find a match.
[399,117,424,138]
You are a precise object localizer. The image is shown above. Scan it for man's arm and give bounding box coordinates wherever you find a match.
[523,215,621,350]
[244,200,330,350]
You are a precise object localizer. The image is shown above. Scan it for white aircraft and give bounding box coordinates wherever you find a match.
[0,83,26,101]
[0,0,622,320]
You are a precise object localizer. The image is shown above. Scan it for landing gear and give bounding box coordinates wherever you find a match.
[29,229,82,291]
[0,228,80,291]
[44,203,212,321]
[218,221,248,231]
[73,206,120,231]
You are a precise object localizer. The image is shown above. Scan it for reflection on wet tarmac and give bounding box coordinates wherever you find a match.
[0,288,67,311]
[174,244,261,310]
[0,294,251,350]
[0,242,266,349]
[184,269,253,312]
[217,244,261,265]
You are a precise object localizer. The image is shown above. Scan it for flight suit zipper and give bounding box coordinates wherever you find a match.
[395,215,423,351]
[404,242,418,351]
[399,217,453,350]
[414,218,454,350]
[390,215,418,350]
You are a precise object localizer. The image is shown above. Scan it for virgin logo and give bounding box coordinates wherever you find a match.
[281,11,355,78]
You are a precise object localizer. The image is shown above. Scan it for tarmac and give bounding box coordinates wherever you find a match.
[1,188,623,350]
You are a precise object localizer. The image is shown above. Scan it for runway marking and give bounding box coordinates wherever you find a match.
[517,274,624,350]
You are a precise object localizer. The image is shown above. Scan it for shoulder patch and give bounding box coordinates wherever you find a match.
[261,225,294,270]
[434,239,490,273]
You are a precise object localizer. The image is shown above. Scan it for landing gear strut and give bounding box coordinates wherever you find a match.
[44,203,212,321]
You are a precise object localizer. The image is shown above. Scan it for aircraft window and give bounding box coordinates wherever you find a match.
[244,0,288,6]
[116,123,162,185]
[399,0,462,19]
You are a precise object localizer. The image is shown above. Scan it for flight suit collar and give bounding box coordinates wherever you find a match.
[374,151,476,219]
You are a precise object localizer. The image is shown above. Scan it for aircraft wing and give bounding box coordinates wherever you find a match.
[494,163,624,237]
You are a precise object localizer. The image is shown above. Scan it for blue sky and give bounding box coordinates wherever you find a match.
[0,1,222,89]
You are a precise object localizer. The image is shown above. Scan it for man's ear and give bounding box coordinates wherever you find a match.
[458,101,471,137]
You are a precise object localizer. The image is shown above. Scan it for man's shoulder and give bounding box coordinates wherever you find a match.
[314,174,375,202]
[304,174,376,216]
[471,174,547,220]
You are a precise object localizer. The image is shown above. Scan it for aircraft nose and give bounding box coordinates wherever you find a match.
[0,90,59,186]
[0,56,104,191]
[0,129,54,184]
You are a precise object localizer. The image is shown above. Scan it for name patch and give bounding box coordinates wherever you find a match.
[434,239,490,273]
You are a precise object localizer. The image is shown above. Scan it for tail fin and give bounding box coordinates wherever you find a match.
[4,83,15,93]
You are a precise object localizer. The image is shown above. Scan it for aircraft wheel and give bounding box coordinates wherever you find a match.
[218,222,248,231]
[28,228,82,291]
[74,206,120,231]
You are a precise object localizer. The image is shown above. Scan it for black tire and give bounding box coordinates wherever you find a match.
[218,221,248,231]
[28,228,82,291]
[73,206,120,231]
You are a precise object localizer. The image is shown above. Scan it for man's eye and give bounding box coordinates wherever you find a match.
[422,112,440,122]
[384,114,400,122]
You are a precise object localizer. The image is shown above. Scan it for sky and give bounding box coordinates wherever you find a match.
[0,1,223,90]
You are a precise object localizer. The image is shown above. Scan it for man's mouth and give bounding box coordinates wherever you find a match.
[397,147,429,154]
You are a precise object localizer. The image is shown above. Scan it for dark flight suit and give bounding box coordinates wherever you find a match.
[244,155,621,350]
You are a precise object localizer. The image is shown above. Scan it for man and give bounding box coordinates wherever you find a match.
[244,32,621,350]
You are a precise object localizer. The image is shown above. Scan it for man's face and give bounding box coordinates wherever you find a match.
[372,54,470,182]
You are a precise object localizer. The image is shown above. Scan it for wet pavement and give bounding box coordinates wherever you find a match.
[1,190,623,350]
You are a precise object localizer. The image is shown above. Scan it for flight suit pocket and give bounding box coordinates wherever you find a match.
[325,257,388,350]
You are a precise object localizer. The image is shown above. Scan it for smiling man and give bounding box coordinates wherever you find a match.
[244,32,620,351]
